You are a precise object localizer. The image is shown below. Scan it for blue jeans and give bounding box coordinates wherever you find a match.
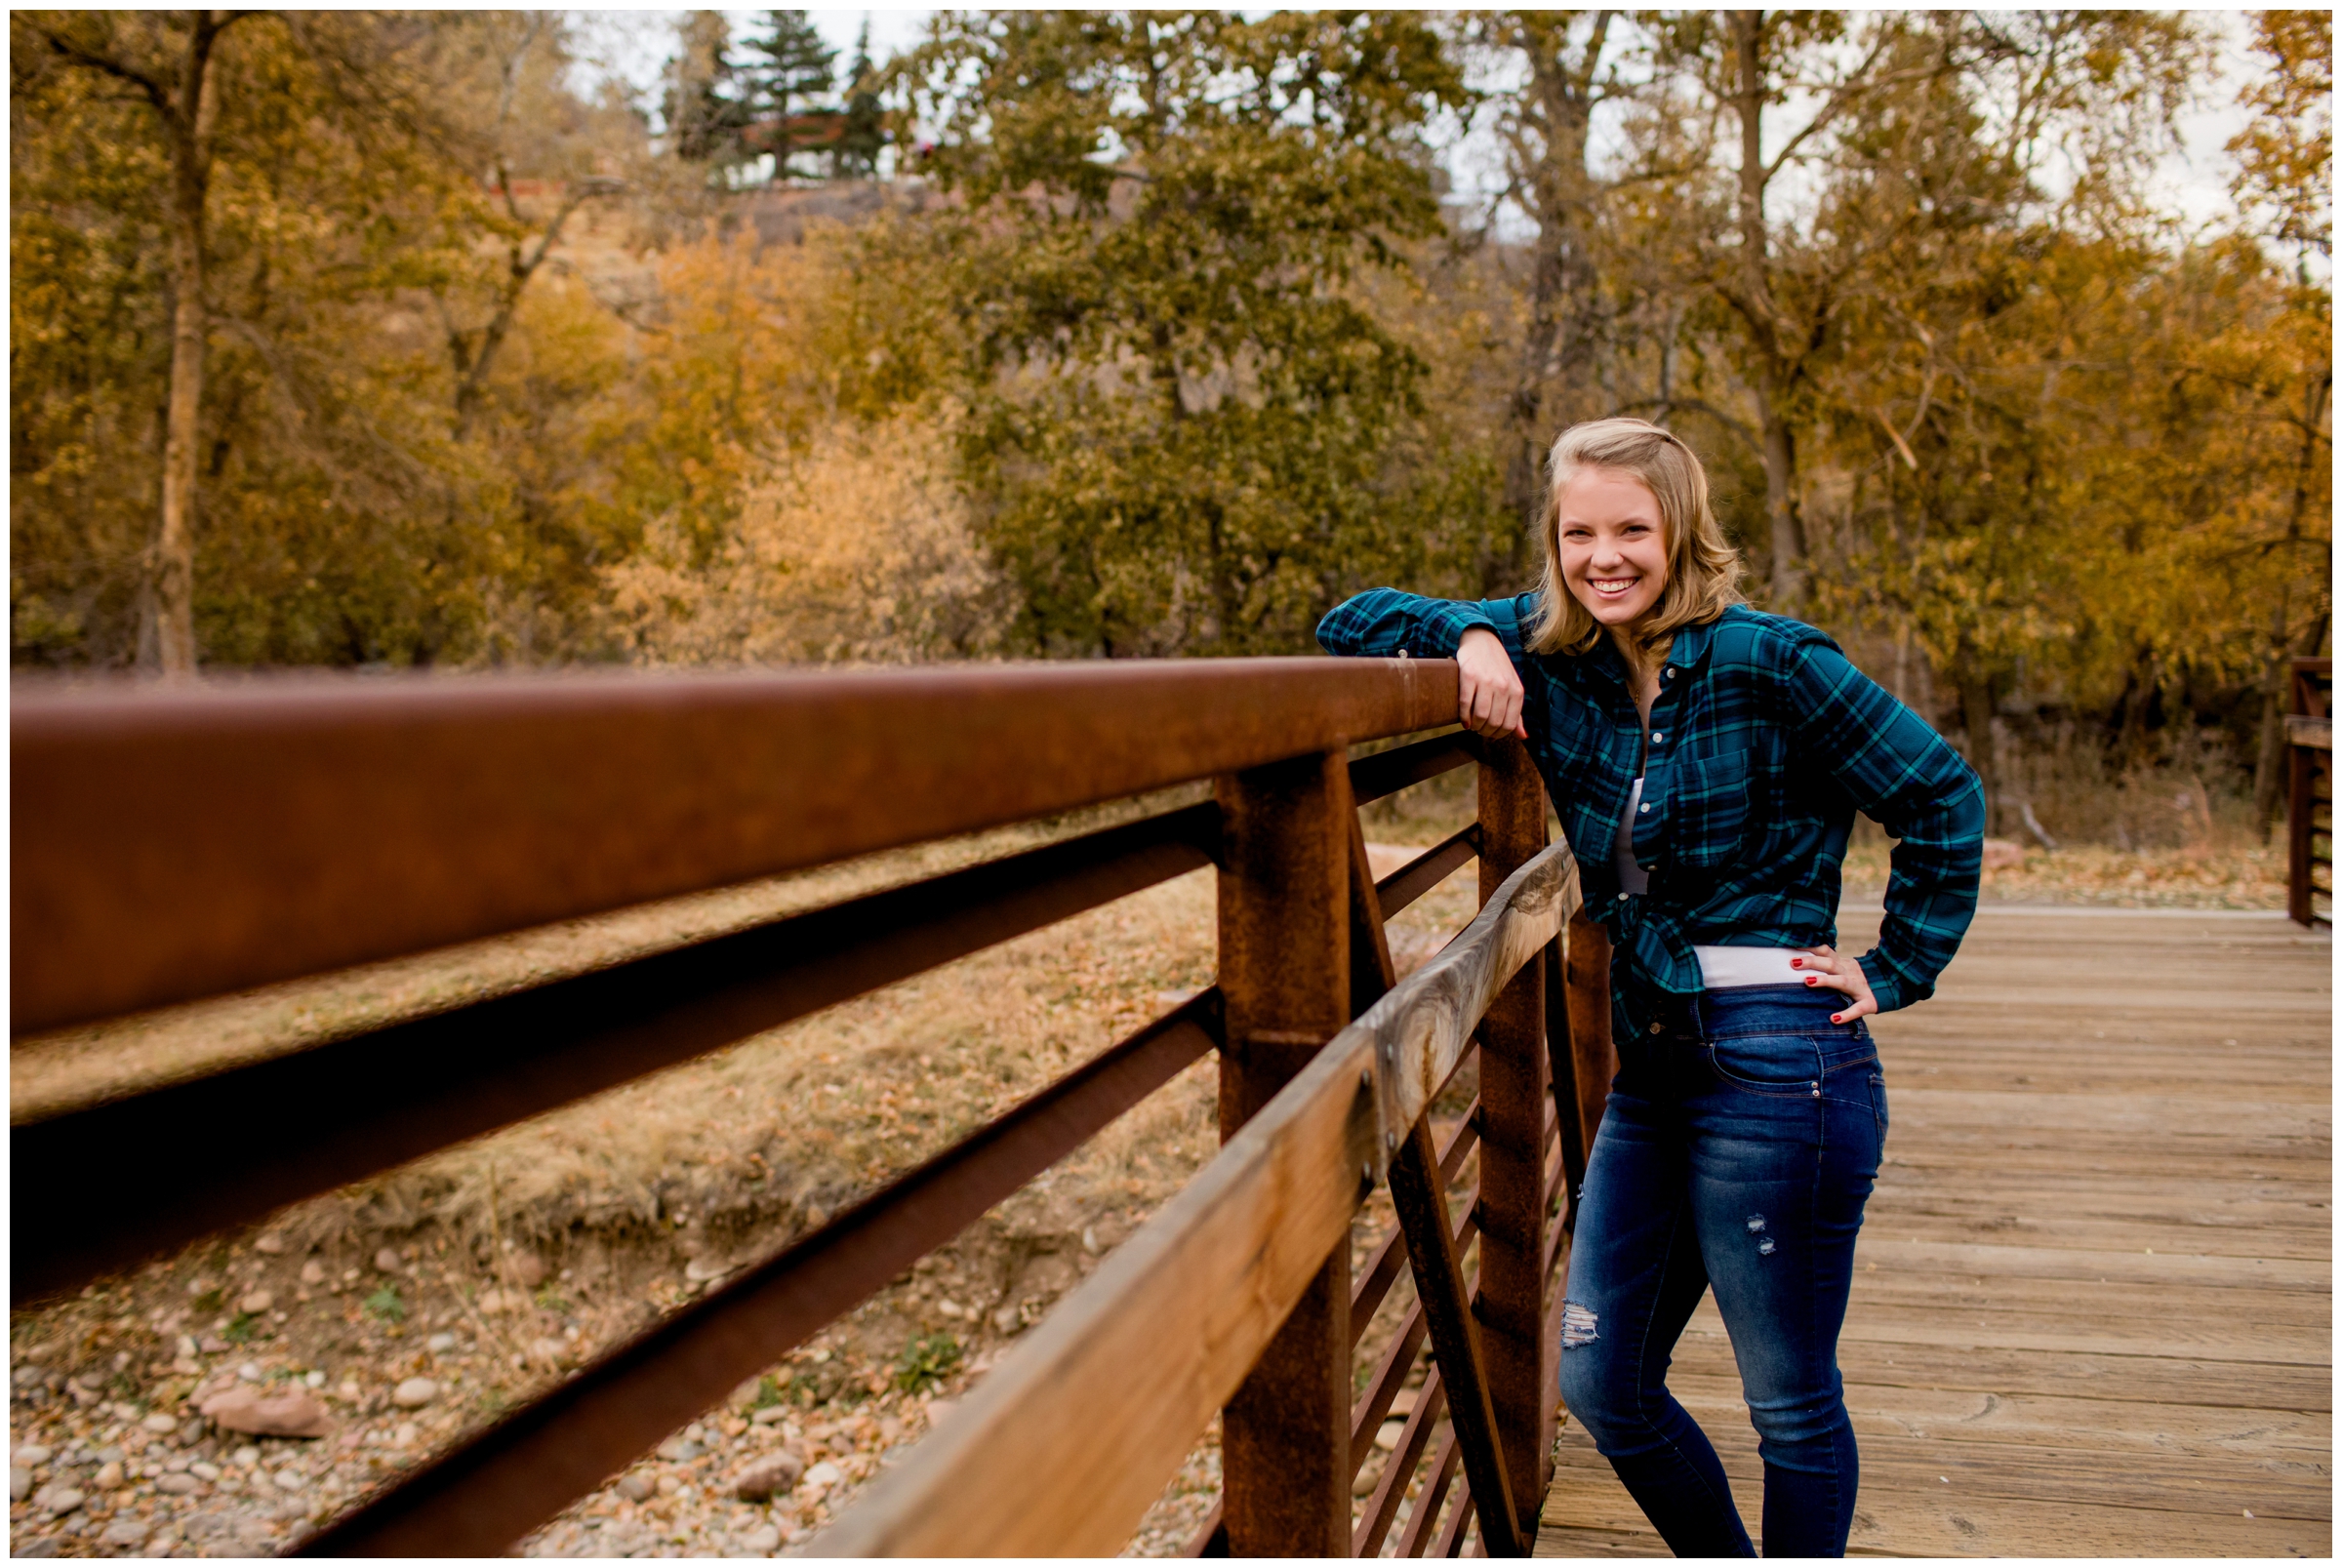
[1556,984,1886,1557]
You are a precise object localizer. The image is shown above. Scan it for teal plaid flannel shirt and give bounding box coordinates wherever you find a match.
[1318,589,1985,1036]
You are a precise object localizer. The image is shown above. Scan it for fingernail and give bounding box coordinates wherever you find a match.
[1790,958,1802,968]
[1804,976,1817,985]
[1831,1014,1843,1024]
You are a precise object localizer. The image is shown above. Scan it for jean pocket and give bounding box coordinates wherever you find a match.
[1704,1032,1826,1097]
[1869,1070,1889,1141]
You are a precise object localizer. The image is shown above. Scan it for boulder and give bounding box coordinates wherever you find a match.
[199,1385,332,1439]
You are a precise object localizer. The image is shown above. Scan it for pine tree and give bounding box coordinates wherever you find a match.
[742,10,836,179]
[833,20,886,179]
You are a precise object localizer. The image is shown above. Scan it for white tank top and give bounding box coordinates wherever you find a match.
[1614,775,1804,988]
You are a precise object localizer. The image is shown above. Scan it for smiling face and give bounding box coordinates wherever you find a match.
[1555,465,1671,635]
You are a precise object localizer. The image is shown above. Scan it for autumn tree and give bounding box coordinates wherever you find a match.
[879,10,1489,655]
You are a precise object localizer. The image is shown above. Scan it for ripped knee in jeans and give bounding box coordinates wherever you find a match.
[1560,1299,1599,1349]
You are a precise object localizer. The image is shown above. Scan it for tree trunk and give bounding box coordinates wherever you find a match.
[146,13,224,678]
[1729,12,1804,613]
[1496,13,1610,594]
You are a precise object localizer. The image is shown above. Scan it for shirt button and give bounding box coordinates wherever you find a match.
[1640,803,1651,812]
[1662,667,1675,679]
[1648,1023,1665,1036]
[1651,732,1663,743]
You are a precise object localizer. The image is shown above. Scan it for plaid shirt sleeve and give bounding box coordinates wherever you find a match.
[1783,637,1986,1013]
[1316,589,1502,659]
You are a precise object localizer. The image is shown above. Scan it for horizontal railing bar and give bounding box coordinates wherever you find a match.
[1354,1363,1448,1558]
[1398,1428,1464,1557]
[1351,730,1479,808]
[14,803,1222,1306]
[1351,1208,1474,1470]
[17,658,1458,1032]
[814,842,1578,1554]
[1433,1479,1478,1556]
[295,991,1223,1556]
[1376,824,1483,921]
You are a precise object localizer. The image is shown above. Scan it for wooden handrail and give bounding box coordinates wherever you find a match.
[815,841,1581,1555]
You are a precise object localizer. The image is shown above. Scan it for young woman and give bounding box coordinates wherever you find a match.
[1317,418,1984,1557]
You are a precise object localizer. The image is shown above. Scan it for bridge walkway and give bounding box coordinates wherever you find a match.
[1535,904,2332,1558]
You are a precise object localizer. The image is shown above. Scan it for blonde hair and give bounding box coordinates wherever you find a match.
[1525,417,1746,657]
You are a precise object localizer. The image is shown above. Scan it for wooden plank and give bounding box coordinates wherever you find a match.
[1366,843,1580,1144]
[1538,902,2331,1559]
[819,831,1580,1553]
[811,1025,1381,1554]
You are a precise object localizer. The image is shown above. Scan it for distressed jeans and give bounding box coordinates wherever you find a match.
[1555,984,1886,1557]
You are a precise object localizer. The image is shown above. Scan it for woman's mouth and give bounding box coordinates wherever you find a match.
[1590,578,1640,598]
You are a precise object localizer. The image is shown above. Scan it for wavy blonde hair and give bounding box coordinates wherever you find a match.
[1525,417,1746,657]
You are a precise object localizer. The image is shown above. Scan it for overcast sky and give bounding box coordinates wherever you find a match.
[567,9,2266,240]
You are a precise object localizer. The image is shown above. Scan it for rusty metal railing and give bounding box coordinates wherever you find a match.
[12,660,1617,1556]
[2286,658,2331,930]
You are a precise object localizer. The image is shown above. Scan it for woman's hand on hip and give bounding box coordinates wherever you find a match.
[1791,945,1878,1025]
[1456,627,1527,740]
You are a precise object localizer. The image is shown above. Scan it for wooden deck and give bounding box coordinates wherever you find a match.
[1536,904,2332,1558]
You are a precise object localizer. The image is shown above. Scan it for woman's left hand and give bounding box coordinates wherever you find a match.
[1790,945,1878,1025]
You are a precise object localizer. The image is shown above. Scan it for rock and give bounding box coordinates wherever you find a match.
[527,1337,569,1368]
[475,1289,509,1313]
[426,1333,457,1353]
[200,1385,332,1438]
[1353,1462,1381,1497]
[178,1418,207,1447]
[390,1377,438,1409]
[392,1423,420,1448]
[93,1461,124,1489]
[336,1381,362,1403]
[189,1463,221,1482]
[34,1483,85,1514]
[801,1460,842,1492]
[238,1289,274,1313]
[304,1369,326,1387]
[238,1361,265,1383]
[1981,837,2026,869]
[742,1523,783,1554]
[506,1253,546,1289]
[157,1472,202,1495]
[750,1405,788,1426]
[616,1473,654,1503]
[374,1247,404,1274]
[990,1306,1022,1335]
[273,1468,304,1492]
[1373,1419,1404,1452]
[10,1467,31,1501]
[656,1436,702,1464]
[198,1336,231,1354]
[684,1256,729,1283]
[1389,1388,1417,1417]
[16,1443,53,1467]
[254,1233,286,1256]
[233,1445,262,1467]
[936,1298,964,1319]
[732,1450,805,1501]
[101,1519,151,1547]
[299,1261,326,1286]
[142,1413,180,1434]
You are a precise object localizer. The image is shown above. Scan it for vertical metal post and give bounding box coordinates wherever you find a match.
[1215,751,1353,1555]
[1473,738,1551,1538]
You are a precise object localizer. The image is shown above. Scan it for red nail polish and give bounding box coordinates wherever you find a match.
[1804,976,1817,985]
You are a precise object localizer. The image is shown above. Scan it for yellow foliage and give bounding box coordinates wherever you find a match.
[601,410,1001,665]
